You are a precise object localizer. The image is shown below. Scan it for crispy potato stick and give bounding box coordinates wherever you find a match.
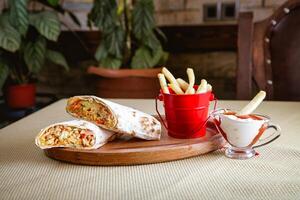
[185,68,195,94]
[175,79,195,94]
[157,73,170,94]
[236,91,266,116]
[189,88,195,94]
[162,67,177,83]
[176,78,189,91]
[196,79,207,94]
[162,67,184,94]
[207,84,212,92]
[169,83,184,95]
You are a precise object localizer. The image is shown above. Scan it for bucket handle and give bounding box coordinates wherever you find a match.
[155,93,218,136]
[155,94,169,130]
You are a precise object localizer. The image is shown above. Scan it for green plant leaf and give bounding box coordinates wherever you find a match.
[104,25,125,59]
[100,57,122,69]
[0,17,21,52]
[29,11,61,41]
[47,0,59,6]
[0,59,9,89]
[158,51,169,66]
[132,0,155,40]
[143,31,160,51]
[131,46,165,69]
[95,25,124,69]
[151,46,164,66]
[24,36,47,74]
[131,47,152,69]
[88,0,117,30]
[94,43,108,62]
[9,0,29,36]
[45,50,69,71]
[132,0,166,68]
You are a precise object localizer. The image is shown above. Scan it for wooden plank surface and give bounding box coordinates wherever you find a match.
[44,120,226,166]
[236,12,254,100]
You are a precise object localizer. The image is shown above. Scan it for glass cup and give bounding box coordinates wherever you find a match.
[211,109,281,159]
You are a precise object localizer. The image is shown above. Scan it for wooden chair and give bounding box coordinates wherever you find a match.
[237,0,300,101]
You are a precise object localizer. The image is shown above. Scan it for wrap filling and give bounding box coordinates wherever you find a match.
[39,125,95,148]
[68,98,115,128]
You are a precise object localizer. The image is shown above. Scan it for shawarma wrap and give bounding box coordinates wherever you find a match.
[35,120,115,149]
[66,96,161,140]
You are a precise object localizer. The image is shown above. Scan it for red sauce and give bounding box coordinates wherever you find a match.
[248,124,267,147]
[80,134,86,139]
[213,112,266,147]
[224,112,263,120]
[213,119,229,143]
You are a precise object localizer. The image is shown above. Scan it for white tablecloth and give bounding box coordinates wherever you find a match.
[1,99,300,199]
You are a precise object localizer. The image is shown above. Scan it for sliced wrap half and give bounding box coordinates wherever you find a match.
[35,120,115,149]
[66,96,161,140]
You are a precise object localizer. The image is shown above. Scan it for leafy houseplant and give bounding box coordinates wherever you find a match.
[87,0,168,98]
[0,0,69,108]
[88,0,168,69]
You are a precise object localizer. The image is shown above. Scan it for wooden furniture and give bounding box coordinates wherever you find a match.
[237,0,300,100]
[1,99,300,199]
[44,120,225,166]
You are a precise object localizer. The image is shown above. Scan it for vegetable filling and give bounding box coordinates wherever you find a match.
[68,99,114,127]
[39,125,95,148]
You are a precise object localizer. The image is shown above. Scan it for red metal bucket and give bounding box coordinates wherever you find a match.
[156,87,216,139]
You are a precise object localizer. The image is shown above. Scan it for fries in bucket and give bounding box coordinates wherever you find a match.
[169,83,184,95]
[156,67,215,139]
[176,78,189,91]
[158,67,213,95]
[196,79,207,94]
[162,67,184,94]
[158,73,170,94]
[186,68,195,94]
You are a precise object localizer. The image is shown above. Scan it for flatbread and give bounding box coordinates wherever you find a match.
[35,120,115,149]
[66,96,161,140]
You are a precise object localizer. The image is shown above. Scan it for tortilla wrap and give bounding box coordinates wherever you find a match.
[66,96,161,140]
[35,120,115,149]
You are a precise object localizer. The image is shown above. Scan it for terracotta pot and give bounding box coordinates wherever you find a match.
[5,83,36,109]
[87,66,161,98]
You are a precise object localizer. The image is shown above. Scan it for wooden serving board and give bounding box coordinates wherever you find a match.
[44,119,226,166]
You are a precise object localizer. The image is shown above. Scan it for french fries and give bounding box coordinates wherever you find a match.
[169,83,184,95]
[196,79,207,94]
[162,67,178,85]
[185,68,195,94]
[162,67,184,94]
[158,67,212,95]
[236,91,266,116]
[176,78,189,91]
[157,73,170,94]
[207,84,212,92]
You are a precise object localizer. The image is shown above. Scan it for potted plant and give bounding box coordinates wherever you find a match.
[87,0,168,98]
[0,0,69,108]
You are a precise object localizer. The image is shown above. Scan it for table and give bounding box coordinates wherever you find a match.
[1,99,300,200]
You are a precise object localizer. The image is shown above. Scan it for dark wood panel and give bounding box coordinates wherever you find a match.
[236,0,300,100]
[57,25,238,65]
[160,25,238,52]
[236,12,253,100]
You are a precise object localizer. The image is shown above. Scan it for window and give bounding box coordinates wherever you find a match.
[221,3,236,20]
[203,4,219,21]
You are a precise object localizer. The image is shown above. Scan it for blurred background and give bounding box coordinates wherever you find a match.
[0,0,289,126]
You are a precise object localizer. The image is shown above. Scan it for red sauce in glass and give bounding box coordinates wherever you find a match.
[213,111,266,147]
[224,112,263,120]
